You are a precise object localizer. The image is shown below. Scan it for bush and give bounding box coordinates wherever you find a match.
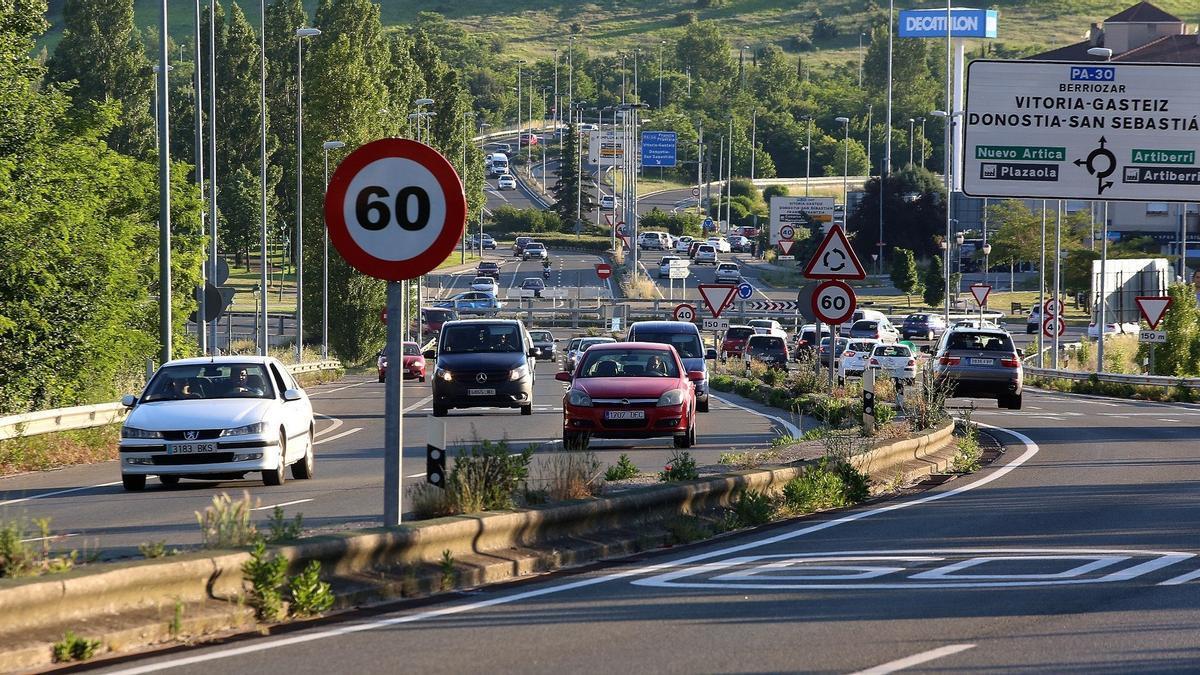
[728,178,759,200]
[52,631,101,663]
[762,185,789,200]
[659,450,699,481]
[489,205,564,235]
[242,540,288,621]
[790,34,814,52]
[195,492,257,549]
[0,517,78,577]
[604,453,640,481]
[731,490,775,526]
[540,447,601,500]
[289,560,334,617]
[874,402,896,427]
[782,457,868,512]
[447,440,533,513]
[675,10,698,25]
[813,16,839,40]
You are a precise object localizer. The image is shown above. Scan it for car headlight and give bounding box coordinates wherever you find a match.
[121,427,162,439]
[567,389,593,407]
[412,359,424,369]
[657,389,686,407]
[220,422,266,437]
[509,364,529,381]
[436,368,452,382]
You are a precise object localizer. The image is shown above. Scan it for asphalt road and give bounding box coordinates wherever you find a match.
[427,251,614,301]
[89,388,1200,673]
[0,359,780,558]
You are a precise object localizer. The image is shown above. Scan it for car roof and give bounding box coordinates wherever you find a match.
[629,321,701,334]
[165,355,273,367]
[443,318,520,326]
[945,326,1009,336]
[586,341,678,352]
[747,334,784,342]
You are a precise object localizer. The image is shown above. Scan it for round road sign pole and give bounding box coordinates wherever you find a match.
[383,280,405,527]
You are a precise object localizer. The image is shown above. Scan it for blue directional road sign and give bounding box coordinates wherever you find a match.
[737,282,754,300]
[641,131,677,168]
[703,217,715,231]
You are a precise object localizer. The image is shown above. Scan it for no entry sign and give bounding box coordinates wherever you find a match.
[595,263,613,280]
[324,138,466,281]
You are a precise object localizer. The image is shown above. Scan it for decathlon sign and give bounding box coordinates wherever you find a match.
[898,8,998,38]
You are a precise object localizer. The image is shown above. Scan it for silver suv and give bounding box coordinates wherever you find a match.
[932,328,1023,409]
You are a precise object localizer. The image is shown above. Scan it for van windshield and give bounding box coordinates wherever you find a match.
[632,331,702,359]
[440,324,522,353]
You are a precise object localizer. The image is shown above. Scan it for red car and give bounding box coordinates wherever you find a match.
[720,325,756,359]
[556,342,701,450]
[377,341,426,383]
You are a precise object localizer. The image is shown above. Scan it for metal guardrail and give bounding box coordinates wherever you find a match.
[1024,367,1200,389]
[0,360,343,441]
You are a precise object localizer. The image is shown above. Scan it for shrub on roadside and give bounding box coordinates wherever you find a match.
[782,457,870,512]
[730,489,775,526]
[447,440,533,513]
[604,453,640,481]
[659,450,699,481]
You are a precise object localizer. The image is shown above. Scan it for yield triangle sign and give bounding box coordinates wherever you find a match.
[778,240,795,256]
[697,284,737,319]
[969,283,992,307]
[803,224,866,280]
[1136,296,1172,329]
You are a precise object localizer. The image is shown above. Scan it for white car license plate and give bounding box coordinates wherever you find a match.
[468,388,496,396]
[169,442,216,455]
[605,410,645,420]
[971,358,995,366]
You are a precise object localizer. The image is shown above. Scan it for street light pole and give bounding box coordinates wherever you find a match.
[750,109,757,181]
[156,0,172,365]
[858,32,865,87]
[321,140,344,361]
[658,39,666,109]
[1089,46,1113,373]
[257,0,269,356]
[193,0,207,356]
[295,27,321,362]
[208,0,219,354]
[908,118,915,167]
[835,116,850,208]
[802,115,812,197]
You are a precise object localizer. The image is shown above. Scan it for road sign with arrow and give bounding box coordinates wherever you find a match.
[803,224,866,280]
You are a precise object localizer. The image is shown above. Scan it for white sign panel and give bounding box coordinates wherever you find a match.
[668,267,689,279]
[769,197,835,244]
[1139,330,1167,344]
[588,130,627,167]
[963,60,1200,202]
[701,318,730,331]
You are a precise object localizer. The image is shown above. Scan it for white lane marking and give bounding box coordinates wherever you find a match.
[1029,416,1065,421]
[710,393,801,438]
[1158,567,1200,586]
[314,428,362,446]
[849,644,976,675]
[109,426,1041,674]
[1157,418,1181,423]
[21,533,79,543]
[250,499,313,512]
[406,472,426,479]
[313,414,343,438]
[308,381,369,398]
[406,395,433,414]
[0,481,123,507]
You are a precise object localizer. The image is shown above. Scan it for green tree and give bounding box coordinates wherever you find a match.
[674,22,735,93]
[264,0,309,230]
[46,0,153,157]
[922,255,946,308]
[848,166,946,261]
[1152,283,1199,376]
[553,123,587,224]
[890,248,922,306]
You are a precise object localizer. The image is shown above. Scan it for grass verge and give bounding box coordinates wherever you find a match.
[0,425,120,477]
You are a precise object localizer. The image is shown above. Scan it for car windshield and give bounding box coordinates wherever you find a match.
[478,263,498,271]
[848,341,876,352]
[907,315,927,322]
[522,279,544,288]
[527,243,544,250]
[853,321,878,330]
[719,265,738,271]
[726,327,754,340]
[749,320,771,328]
[440,323,523,353]
[747,338,785,355]
[947,332,1015,352]
[579,349,679,378]
[873,345,911,358]
[567,339,581,352]
[142,363,275,402]
[402,343,420,356]
[579,338,614,350]
[472,277,492,285]
[529,331,553,342]
[632,331,703,359]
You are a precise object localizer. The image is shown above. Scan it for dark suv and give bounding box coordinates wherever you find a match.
[427,319,537,417]
[901,313,947,340]
[476,261,500,280]
[932,328,1023,409]
[627,321,717,412]
[513,236,533,257]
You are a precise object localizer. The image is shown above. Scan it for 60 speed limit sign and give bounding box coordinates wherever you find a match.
[811,279,856,325]
[325,138,467,281]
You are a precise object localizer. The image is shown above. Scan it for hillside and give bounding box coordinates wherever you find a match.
[43,0,1200,67]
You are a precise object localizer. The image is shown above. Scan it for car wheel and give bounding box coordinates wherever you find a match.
[697,397,709,413]
[419,375,426,383]
[1004,393,1023,410]
[159,475,180,487]
[688,418,697,446]
[378,373,385,383]
[433,405,448,417]
[291,429,315,480]
[520,403,533,416]
[122,474,146,491]
[263,431,287,486]
[673,422,694,449]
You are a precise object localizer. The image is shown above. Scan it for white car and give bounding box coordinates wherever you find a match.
[838,339,882,382]
[707,237,732,253]
[869,343,918,383]
[747,319,786,338]
[1087,320,1140,338]
[954,318,1001,330]
[599,194,617,210]
[564,336,616,372]
[470,276,499,294]
[497,174,517,190]
[118,356,315,490]
[658,256,681,278]
[694,244,718,265]
[714,262,741,284]
[674,236,694,253]
[522,242,549,260]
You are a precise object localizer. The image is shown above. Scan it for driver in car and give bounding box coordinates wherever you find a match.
[645,354,669,377]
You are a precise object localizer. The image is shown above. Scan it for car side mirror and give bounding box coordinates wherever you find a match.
[423,349,436,360]
[282,388,304,402]
[555,371,573,382]
[527,349,539,358]
[1016,349,1025,358]
[121,394,137,408]
[920,345,932,354]
[687,371,706,382]
[705,348,718,360]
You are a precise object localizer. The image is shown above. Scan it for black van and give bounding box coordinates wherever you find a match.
[626,321,717,412]
[427,319,536,417]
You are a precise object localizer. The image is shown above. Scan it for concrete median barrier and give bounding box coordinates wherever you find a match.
[0,419,953,670]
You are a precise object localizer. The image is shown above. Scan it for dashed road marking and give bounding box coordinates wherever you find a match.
[251,498,313,512]
[314,428,362,446]
[850,644,976,675]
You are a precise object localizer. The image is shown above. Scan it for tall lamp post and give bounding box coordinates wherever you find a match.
[908,118,915,167]
[917,117,927,169]
[294,26,321,361]
[321,140,344,360]
[802,115,812,196]
[410,98,435,350]
[835,116,850,208]
[658,39,666,109]
[155,5,172,365]
[931,108,962,325]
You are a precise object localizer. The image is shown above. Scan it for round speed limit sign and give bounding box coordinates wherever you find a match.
[779,224,796,241]
[324,138,467,281]
[673,303,697,322]
[811,279,857,325]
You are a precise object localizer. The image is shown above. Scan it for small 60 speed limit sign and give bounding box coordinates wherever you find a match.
[811,279,857,325]
[325,138,467,281]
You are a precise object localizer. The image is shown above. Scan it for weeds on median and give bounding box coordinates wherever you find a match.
[0,424,120,477]
[0,517,79,577]
[52,631,101,663]
[951,411,983,474]
[658,450,699,482]
[604,453,640,481]
[196,492,258,549]
[288,560,334,617]
[539,447,601,501]
[242,540,288,622]
[265,506,303,543]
